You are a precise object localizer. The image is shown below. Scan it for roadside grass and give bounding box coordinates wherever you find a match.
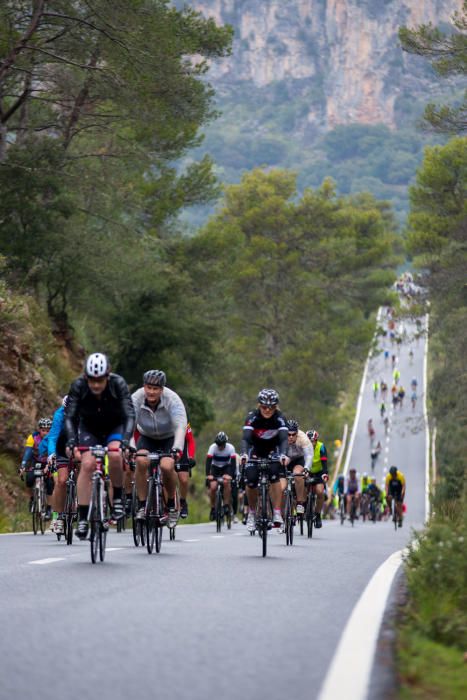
[397,507,467,698]
[0,453,30,532]
[398,628,467,699]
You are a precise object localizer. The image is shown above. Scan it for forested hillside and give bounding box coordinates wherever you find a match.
[178,0,463,223]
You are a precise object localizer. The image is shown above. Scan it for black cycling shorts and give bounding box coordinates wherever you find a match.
[136,435,174,453]
[288,456,305,470]
[389,484,403,502]
[245,460,281,487]
[25,468,54,495]
[210,465,233,479]
[78,422,123,447]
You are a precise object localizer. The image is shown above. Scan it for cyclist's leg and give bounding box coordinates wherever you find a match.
[222,472,232,507]
[208,469,218,508]
[292,463,305,504]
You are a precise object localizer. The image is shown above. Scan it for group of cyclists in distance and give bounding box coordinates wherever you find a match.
[19,346,407,546]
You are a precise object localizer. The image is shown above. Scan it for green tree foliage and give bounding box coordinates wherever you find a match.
[406,137,467,499]
[0,0,232,430]
[399,2,467,133]
[187,169,398,437]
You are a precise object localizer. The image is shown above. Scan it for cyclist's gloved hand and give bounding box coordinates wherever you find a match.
[240,453,248,464]
[322,473,329,482]
[187,458,196,468]
[280,454,290,466]
[120,439,130,453]
[18,462,26,475]
[171,448,182,462]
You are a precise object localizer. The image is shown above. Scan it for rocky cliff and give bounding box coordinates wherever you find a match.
[185,0,462,130]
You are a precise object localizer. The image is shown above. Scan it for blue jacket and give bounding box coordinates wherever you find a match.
[39,406,65,457]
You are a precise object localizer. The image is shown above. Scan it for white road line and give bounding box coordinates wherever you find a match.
[318,549,403,700]
[384,447,389,453]
[423,313,430,522]
[343,307,382,476]
[183,539,200,542]
[29,557,65,565]
[211,535,224,539]
[385,436,390,443]
[105,548,123,552]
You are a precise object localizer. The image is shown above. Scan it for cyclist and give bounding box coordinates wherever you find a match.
[65,353,135,540]
[332,473,345,514]
[367,418,375,442]
[380,381,388,401]
[385,465,406,527]
[360,472,371,493]
[409,349,414,364]
[19,417,54,519]
[372,380,379,399]
[305,429,329,529]
[398,385,405,409]
[411,377,418,391]
[205,432,237,520]
[177,422,196,519]
[132,369,187,529]
[393,368,400,384]
[40,396,73,535]
[370,440,382,469]
[285,419,312,515]
[365,476,382,519]
[345,468,360,517]
[240,388,289,531]
[411,391,417,411]
[380,401,386,418]
[383,416,389,435]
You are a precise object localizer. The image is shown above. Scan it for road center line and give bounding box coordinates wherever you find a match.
[105,548,123,552]
[29,557,65,565]
[183,539,200,542]
[317,549,403,700]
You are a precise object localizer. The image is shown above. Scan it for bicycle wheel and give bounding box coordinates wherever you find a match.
[99,486,108,562]
[215,488,223,533]
[39,485,46,535]
[131,483,140,547]
[340,498,345,525]
[117,491,126,533]
[169,527,176,541]
[32,490,39,535]
[155,484,164,553]
[260,482,268,557]
[393,501,398,531]
[90,480,99,564]
[146,481,155,554]
[65,481,75,545]
[306,493,314,538]
[284,493,292,546]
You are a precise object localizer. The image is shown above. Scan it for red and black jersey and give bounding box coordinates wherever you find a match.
[240,409,288,457]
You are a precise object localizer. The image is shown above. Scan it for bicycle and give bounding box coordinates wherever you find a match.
[63,458,78,545]
[360,493,369,522]
[248,457,274,557]
[169,484,180,541]
[30,463,47,536]
[305,473,319,538]
[283,470,296,546]
[349,494,357,526]
[144,451,171,555]
[338,492,345,525]
[128,450,145,547]
[369,495,378,523]
[213,476,232,533]
[79,445,113,564]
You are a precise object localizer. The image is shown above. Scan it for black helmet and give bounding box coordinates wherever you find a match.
[38,417,52,429]
[389,465,398,476]
[287,419,299,433]
[143,369,166,387]
[215,431,228,446]
[257,388,279,407]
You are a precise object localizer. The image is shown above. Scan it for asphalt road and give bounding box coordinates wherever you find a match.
[0,314,427,700]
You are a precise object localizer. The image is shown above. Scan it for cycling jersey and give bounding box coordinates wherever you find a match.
[65,373,135,444]
[333,479,345,496]
[39,405,69,460]
[132,386,187,452]
[287,430,313,470]
[360,477,371,492]
[240,409,288,458]
[311,440,328,474]
[385,470,406,489]
[346,476,359,494]
[21,432,46,466]
[205,442,237,477]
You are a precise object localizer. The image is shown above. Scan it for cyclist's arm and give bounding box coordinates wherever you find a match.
[320,444,328,473]
[240,424,253,455]
[185,425,196,460]
[115,377,136,443]
[228,454,237,478]
[45,407,64,457]
[64,380,81,444]
[21,436,34,467]
[165,388,187,452]
[297,430,313,470]
[278,425,288,456]
[205,454,213,476]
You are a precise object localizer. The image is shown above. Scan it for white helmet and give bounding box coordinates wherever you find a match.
[85,353,109,378]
